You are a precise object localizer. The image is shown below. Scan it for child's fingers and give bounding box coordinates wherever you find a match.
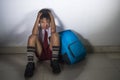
[37,12,42,18]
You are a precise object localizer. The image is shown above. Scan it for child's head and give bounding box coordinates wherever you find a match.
[39,9,51,29]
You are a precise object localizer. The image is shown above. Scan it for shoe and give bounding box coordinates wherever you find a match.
[51,60,61,74]
[24,62,35,77]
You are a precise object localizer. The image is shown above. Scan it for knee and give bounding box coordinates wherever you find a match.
[28,34,37,43]
[51,32,59,39]
[51,33,60,45]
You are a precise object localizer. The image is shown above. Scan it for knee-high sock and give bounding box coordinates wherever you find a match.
[52,46,60,60]
[27,46,35,63]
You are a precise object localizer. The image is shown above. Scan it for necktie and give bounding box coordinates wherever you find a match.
[43,30,49,49]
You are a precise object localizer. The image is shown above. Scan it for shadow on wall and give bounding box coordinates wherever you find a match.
[51,9,93,53]
[0,10,36,46]
[73,30,93,53]
[50,9,65,32]
[0,8,93,52]
[0,9,65,46]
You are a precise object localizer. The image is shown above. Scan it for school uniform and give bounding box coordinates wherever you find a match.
[35,27,52,60]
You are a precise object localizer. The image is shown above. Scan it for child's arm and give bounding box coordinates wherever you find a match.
[32,12,42,35]
[48,12,56,33]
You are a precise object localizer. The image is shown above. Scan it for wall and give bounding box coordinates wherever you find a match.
[0,0,120,47]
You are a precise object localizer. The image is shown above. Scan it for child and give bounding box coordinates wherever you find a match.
[24,9,61,77]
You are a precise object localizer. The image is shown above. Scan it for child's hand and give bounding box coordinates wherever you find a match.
[37,11,42,19]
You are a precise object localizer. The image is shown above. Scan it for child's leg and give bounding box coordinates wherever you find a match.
[27,34,36,63]
[25,34,42,77]
[50,32,61,73]
[27,34,42,62]
[50,33,60,60]
[35,36,42,58]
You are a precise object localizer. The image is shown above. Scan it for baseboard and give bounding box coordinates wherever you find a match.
[85,46,120,53]
[0,47,27,54]
[0,46,120,54]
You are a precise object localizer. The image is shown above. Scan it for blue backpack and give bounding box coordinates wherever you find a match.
[59,30,86,64]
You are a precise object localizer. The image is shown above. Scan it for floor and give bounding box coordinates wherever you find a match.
[0,53,120,80]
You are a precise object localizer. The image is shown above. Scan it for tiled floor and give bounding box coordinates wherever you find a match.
[0,53,120,80]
